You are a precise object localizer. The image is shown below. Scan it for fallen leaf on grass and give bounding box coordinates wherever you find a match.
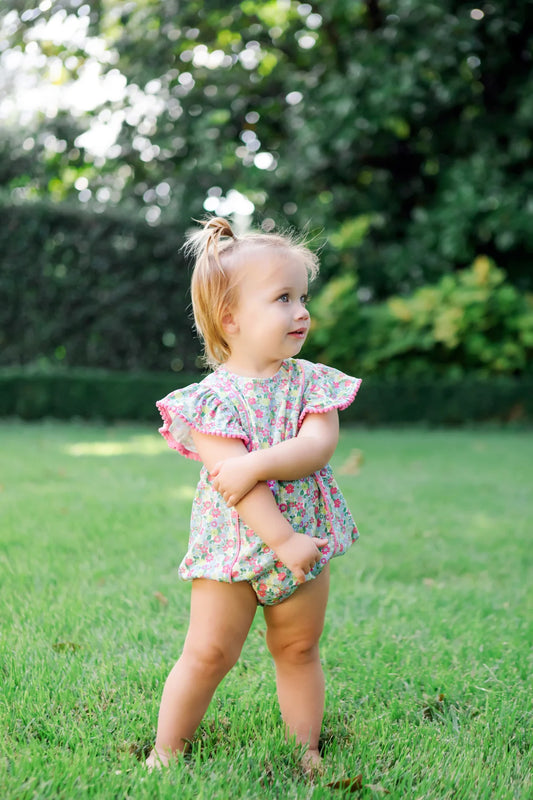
[153,591,168,606]
[326,774,363,791]
[422,692,446,719]
[507,402,525,422]
[338,449,364,476]
[52,641,82,652]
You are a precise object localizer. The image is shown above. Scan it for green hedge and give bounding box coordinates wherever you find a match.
[0,369,200,422]
[0,198,200,371]
[1,369,531,425]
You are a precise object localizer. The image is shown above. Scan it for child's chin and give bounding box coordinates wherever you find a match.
[288,335,306,346]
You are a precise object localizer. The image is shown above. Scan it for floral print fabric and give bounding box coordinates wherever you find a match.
[157,358,361,604]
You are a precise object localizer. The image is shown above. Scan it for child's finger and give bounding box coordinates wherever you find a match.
[311,537,329,548]
[292,567,306,584]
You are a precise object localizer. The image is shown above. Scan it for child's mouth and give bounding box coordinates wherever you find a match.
[288,328,307,338]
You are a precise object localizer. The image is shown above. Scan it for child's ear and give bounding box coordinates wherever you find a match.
[221,309,239,335]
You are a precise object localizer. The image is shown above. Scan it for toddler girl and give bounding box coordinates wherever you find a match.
[149,217,361,772]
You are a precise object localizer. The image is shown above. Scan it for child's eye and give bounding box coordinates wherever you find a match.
[301,294,310,305]
[278,293,290,303]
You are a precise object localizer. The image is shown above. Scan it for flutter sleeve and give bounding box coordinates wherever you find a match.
[298,360,362,426]
[156,382,249,460]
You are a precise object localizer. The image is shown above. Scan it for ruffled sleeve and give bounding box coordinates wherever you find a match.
[156,382,249,460]
[297,360,362,426]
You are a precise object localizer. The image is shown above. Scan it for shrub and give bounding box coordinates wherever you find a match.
[307,257,533,378]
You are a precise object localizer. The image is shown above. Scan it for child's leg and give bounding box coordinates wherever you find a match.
[263,565,330,762]
[149,579,257,765]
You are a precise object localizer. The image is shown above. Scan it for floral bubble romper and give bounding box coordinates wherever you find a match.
[157,358,362,605]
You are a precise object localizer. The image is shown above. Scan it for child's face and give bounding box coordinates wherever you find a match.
[222,249,311,377]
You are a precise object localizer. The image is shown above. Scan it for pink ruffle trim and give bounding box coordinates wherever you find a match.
[297,377,362,428]
[156,399,250,461]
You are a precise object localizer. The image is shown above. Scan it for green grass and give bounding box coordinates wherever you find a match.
[1,421,531,799]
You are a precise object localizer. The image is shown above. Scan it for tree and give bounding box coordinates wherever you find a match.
[1,0,532,297]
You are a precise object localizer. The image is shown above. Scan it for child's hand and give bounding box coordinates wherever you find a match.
[210,455,259,507]
[274,534,328,585]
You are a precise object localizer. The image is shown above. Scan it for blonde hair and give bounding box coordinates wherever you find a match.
[185,216,319,369]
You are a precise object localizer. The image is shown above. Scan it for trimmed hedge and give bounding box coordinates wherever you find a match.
[1,198,200,371]
[1,369,531,425]
[0,369,199,422]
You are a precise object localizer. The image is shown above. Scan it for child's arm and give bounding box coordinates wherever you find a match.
[191,429,327,584]
[210,410,339,507]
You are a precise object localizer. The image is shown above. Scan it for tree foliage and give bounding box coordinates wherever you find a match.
[1,0,532,298]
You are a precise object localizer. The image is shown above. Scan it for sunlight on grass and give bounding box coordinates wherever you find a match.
[64,435,166,457]
[470,511,494,530]
[167,485,196,501]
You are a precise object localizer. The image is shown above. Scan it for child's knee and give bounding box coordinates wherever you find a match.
[183,639,240,680]
[267,635,320,666]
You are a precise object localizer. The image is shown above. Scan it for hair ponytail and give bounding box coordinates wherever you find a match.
[187,218,239,368]
[185,216,236,271]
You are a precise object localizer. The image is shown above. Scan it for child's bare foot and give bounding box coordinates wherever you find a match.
[301,748,324,776]
[145,747,171,771]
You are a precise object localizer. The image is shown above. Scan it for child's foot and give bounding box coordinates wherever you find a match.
[301,749,324,777]
[145,747,170,771]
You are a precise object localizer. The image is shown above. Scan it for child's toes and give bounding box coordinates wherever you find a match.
[301,749,324,777]
[145,748,170,771]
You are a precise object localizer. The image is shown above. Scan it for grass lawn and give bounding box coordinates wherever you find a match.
[1,421,531,799]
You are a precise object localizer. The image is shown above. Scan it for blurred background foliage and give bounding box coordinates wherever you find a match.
[307,256,533,378]
[1,0,532,383]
